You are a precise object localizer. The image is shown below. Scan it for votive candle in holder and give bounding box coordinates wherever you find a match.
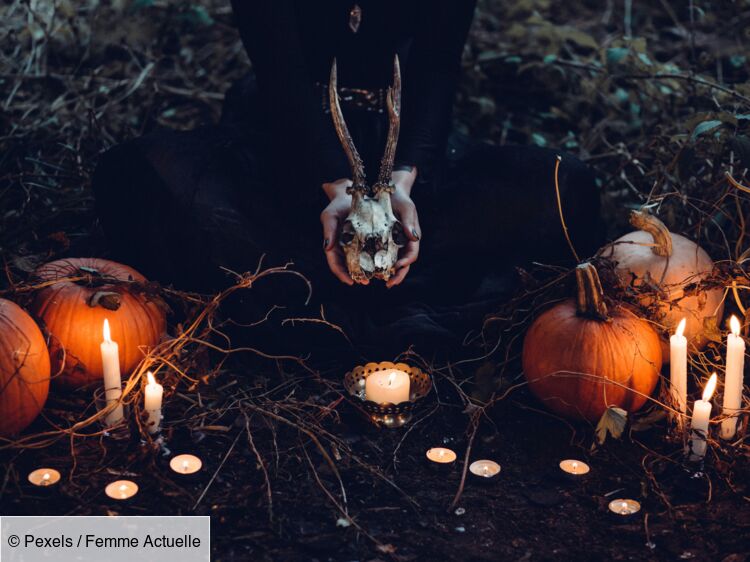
[559,459,590,480]
[169,454,203,476]
[608,498,641,520]
[721,316,745,440]
[426,447,457,470]
[365,369,410,405]
[105,480,139,501]
[469,459,501,483]
[28,468,61,488]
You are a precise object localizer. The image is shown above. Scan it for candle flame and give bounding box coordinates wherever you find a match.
[119,484,127,492]
[147,371,156,385]
[182,460,190,472]
[730,315,741,337]
[103,318,112,343]
[42,472,50,480]
[620,501,629,514]
[702,373,718,401]
[675,318,686,338]
[387,372,396,386]
[571,462,578,473]
[437,449,445,458]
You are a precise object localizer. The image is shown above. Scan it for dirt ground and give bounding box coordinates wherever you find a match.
[1,1,750,561]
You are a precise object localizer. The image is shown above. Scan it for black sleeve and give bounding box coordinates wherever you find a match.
[395,0,476,177]
[231,0,350,186]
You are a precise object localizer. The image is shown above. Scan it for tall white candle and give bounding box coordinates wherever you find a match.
[689,373,717,461]
[365,370,410,404]
[721,316,746,440]
[100,319,124,426]
[144,371,163,434]
[670,318,688,428]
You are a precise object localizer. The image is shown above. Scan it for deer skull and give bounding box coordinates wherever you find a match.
[329,57,406,283]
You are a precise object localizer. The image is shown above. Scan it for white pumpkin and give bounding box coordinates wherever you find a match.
[600,210,724,357]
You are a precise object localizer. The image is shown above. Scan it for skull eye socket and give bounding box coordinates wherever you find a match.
[392,221,407,246]
[340,220,355,245]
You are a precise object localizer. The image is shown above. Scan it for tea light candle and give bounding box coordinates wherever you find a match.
[469,459,501,481]
[608,498,641,517]
[559,459,590,477]
[169,454,203,475]
[689,373,717,461]
[721,316,745,440]
[365,369,410,405]
[144,371,163,434]
[670,318,688,427]
[426,447,457,466]
[28,468,61,487]
[105,479,138,501]
[100,319,124,426]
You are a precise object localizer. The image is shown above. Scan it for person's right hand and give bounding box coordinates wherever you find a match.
[320,178,358,286]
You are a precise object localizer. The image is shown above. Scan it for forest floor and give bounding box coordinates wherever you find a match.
[1,1,750,561]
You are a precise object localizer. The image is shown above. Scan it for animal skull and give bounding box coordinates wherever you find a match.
[329,57,406,283]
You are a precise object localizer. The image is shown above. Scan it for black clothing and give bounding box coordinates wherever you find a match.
[230,0,476,185]
[92,2,603,358]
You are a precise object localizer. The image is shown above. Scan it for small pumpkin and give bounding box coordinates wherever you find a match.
[600,210,724,355]
[0,298,51,437]
[522,262,662,422]
[31,258,166,389]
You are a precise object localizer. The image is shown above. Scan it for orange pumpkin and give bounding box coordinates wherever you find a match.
[600,210,724,356]
[0,298,51,437]
[31,258,166,389]
[522,262,662,422]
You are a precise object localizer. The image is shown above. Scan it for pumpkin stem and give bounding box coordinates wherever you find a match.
[575,263,609,321]
[629,210,673,257]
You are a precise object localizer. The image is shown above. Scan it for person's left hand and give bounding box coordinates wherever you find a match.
[387,167,421,288]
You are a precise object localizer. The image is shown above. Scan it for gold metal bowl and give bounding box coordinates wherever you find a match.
[343,361,432,428]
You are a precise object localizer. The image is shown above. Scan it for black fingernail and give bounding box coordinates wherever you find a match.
[412,229,420,241]
[323,238,329,249]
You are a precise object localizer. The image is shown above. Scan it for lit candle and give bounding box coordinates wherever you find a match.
[469,459,501,481]
[608,498,641,517]
[559,459,590,477]
[28,468,61,487]
[144,371,163,434]
[100,319,124,426]
[689,373,717,461]
[425,447,457,465]
[105,479,138,501]
[721,316,745,440]
[365,369,410,405]
[169,454,203,475]
[670,318,688,427]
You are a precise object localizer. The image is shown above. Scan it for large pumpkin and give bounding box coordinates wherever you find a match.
[0,299,51,437]
[600,210,724,356]
[522,263,662,422]
[31,258,166,389]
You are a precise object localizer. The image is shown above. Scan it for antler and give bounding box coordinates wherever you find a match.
[329,59,367,193]
[374,55,401,193]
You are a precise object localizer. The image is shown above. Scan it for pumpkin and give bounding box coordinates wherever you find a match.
[600,210,724,356]
[522,262,662,422]
[0,299,51,437]
[30,258,166,389]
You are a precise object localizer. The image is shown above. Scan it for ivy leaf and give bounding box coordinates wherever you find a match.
[691,120,723,141]
[606,47,629,65]
[595,406,628,446]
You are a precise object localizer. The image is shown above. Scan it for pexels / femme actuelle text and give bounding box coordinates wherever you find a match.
[23,534,201,549]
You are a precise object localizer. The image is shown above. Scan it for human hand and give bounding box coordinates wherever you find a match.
[321,178,356,286]
[386,168,421,288]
